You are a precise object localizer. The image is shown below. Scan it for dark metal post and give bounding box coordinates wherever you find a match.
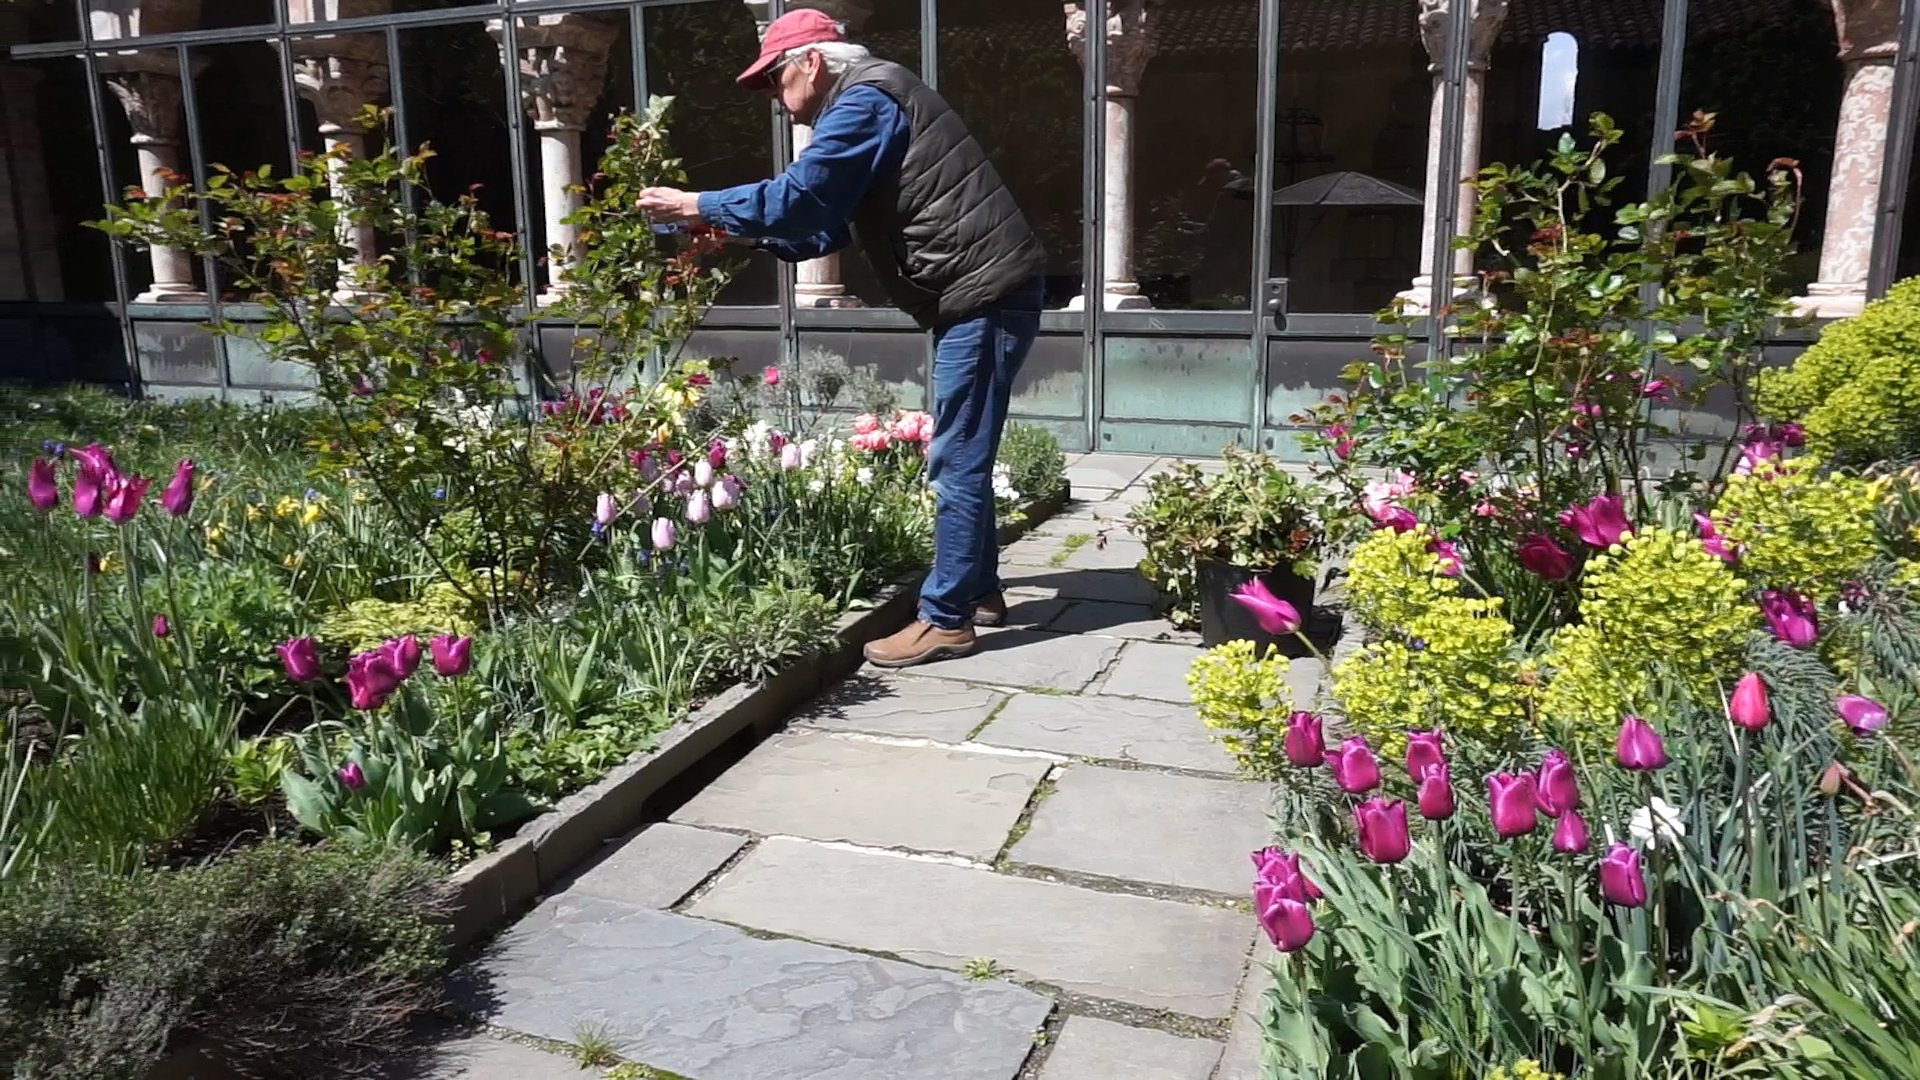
[1081,0,1106,453]
[629,1,647,114]
[1645,0,1689,203]
[175,40,229,394]
[1248,0,1279,447]
[920,0,937,87]
[1424,0,1474,359]
[70,0,142,393]
[1868,0,1920,299]
[497,13,542,312]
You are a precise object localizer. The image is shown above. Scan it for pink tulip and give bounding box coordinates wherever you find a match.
[1251,847,1322,901]
[1487,772,1539,838]
[712,474,741,511]
[708,439,728,470]
[161,459,196,517]
[1283,711,1325,767]
[594,492,618,526]
[1230,577,1301,635]
[1416,763,1455,821]
[780,443,804,470]
[1256,893,1316,952]
[1616,715,1670,771]
[338,761,366,791]
[686,490,713,525]
[1729,672,1770,731]
[1326,737,1382,794]
[1761,589,1819,648]
[763,365,781,387]
[430,634,473,677]
[1535,749,1580,817]
[1517,532,1576,581]
[152,615,171,639]
[651,517,677,551]
[1836,694,1888,736]
[27,457,58,511]
[1599,843,1648,907]
[1405,730,1445,778]
[1552,809,1590,854]
[102,471,150,525]
[1429,538,1464,577]
[384,635,422,679]
[1369,503,1420,533]
[1354,798,1412,864]
[852,413,881,436]
[1695,513,1737,564]
[278,637,322,682]
[851,429,893,452]
[1558,495,1632,549]
[692,460,715,488]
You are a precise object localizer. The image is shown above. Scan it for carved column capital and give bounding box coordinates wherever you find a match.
[489,14,618,133]
[294,54,388,134]
[1065,0,1158,97]
[1416,0,1510,73]
[1825,0,1901,62]
[101,67,186,146]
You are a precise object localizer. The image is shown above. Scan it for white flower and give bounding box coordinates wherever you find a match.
[1628,798,1685,849]
[799,438,821,468]
[855,467,874,486]
[807,478,826,494]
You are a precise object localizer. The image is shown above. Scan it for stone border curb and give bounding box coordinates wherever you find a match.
[445,483,1072,946]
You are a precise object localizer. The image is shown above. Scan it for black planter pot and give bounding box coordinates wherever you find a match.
[1197,559,1316,657]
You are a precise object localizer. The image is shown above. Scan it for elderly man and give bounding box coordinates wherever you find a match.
[637,8,1047,670]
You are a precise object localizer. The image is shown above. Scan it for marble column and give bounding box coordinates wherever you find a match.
[490,14,617,304]
[1066,0,1156,310]
[1795,0,1902,320]
[1397,0,1510,314]
[99,60,205,302]
[287,3,393,299]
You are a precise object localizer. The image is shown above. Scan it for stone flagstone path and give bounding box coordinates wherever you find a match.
[408,453,1319,1080]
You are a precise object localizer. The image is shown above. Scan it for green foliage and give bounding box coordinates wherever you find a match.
[997,423,1069,503]
[1187,639,1298,778]
[0,840,448,1079]
[1132,446,1326,628]
[688,581,835,686]
[1341,525,1461,633]
[1755,275,1920,465]
[1710,456,1888,600]
[317,580,480,656]
[1333,593,1531,762]
[225,734,295,808]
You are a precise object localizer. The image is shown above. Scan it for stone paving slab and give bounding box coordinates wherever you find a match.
[385,1032,591,1079]
[989,594,1074,629]
[454,894,1051,1080]
[907,629,1123,692]
[1215,940,1277,1080]
[1090,641,1205,703]
[1045,600,1184,641]
[564,822,747,909]
[1000,535,1077,567]
[1009,765,1271,896]
[1059,537,1148,572]
[972,693,1237,774]
[1039,1016,1223,1080]
[672,731,1050,860]
[691,838,1254,1019]
[1066,453,1156,491]
[996,565,1161,606]
[794,672,1006,742]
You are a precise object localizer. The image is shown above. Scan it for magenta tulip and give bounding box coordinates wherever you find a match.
[1517,532,1576,581]
[1327,737,1382,794]
[161,459,196,517]
[1354,798,1412,864]
[1552,809,1590,854]
[151,615,171,639]
[1599,843,1648,907]
[430,633,473,677]
[338,761,366,791]
[102,472,150,525]
[763,365,782,387]
[1695,513,1737,564]
[346,650,404,711]
[1558,494,1632,549]
[1535,748,1580,817]
[1251,847,1322,901]
[70,443,116,477]
[709,439,728,470]
[1616,715,1670,771]
[1371,503,1420,533]
[1283,711,1326,767]
[384,635,422,679]
[1416,763,1455,821]
[1405,730,1445,778]
[27,457,58,512]
[1256,893,1316,952]
[278,636,322,682]
[1487,772,1540,838]
[1761,589,1819,648]
[72,460,105,518]
[1230,577,1301,636]
[1429,539,1464,578]
[1836,694,1889,736]
[1729,672,1770,731]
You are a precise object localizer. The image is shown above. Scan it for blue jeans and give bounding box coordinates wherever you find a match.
[920,277,1044,629]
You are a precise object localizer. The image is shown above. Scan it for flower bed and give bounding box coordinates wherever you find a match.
[0,99,1068,1078]
[1186,117,1920,1078]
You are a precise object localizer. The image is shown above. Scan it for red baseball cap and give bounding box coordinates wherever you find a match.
[736,8,845,91]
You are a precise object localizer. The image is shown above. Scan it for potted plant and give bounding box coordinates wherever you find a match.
[1131,445,1324,652]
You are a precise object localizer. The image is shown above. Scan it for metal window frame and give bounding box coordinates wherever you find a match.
[1869,0,1920,298]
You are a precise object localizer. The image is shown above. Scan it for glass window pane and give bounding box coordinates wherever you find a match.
[193,42,295,298]
[1,1,79,47]
[1268,0,1428,315]
[94,48,207,300]
[644,1,777,307]
[939,0,1083,310]
[3,58,115,301]
[398,20,519,281]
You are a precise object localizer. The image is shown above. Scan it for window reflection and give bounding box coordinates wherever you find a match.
[1538,32,1578,131]
[4,59,113,301]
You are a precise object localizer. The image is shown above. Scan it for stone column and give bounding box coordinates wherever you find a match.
[489,14,617,304]
[100,60,206,302]
[1397,0,1509,314]
[1066,0,1155,310]
[1795,0,1902,320]
[288,2,392,299]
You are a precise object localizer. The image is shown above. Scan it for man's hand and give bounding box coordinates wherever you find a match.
[635,186,704,225]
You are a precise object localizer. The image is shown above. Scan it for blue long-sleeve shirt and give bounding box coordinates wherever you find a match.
[697,85,910,262]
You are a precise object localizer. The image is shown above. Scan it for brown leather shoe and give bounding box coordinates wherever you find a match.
[864,620,978,669]
[972,591,1008,627]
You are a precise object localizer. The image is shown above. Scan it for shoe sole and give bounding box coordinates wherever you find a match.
[863,639,979,669]
[972,611,1006,628]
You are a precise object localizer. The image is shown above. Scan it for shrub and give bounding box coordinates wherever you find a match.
[0,841,449,1079]
[998,422,1068,503]
[1188,638,1299,778]
[1755,275,1920,465]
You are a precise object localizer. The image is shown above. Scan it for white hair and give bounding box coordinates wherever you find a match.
[782,39,870,74]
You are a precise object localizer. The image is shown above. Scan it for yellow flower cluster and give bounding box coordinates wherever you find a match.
[1333,594,1530,760]
[1487,1060,1565,1080]
[1342,524,1458,632]
[1187,639,1296,778]
[272,493,329,526]
[1711,456,1885,600]
[1540,527,1755,746]
[1753,275,1920,462]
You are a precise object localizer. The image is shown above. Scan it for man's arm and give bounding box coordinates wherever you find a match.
[753,225,853,263]
[637,85,907,242]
